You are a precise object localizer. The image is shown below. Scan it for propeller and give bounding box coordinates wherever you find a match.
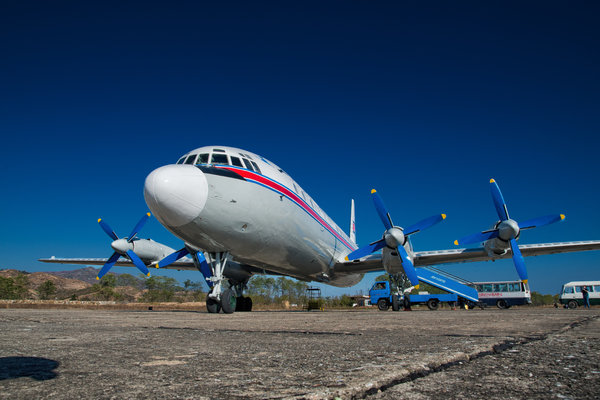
[345,189,446,288]
[96,213,152,280]
[156,247,212,287]
[454,179,565,283]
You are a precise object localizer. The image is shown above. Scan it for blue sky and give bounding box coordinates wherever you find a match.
[1,2,599,295]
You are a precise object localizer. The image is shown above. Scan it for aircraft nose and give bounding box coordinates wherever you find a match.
[144,164,208,227]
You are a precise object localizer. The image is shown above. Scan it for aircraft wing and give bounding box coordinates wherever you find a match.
[334,240,600,274]
[38,257,198,271]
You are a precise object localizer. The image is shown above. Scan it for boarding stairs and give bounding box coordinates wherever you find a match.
[415,266,479,302]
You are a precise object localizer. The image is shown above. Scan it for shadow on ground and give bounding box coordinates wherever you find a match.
[0,357,59,380]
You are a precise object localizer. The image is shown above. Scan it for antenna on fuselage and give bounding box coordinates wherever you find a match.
[350,199,357,245]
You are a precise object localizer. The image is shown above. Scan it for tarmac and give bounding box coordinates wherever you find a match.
[0,307,598,399]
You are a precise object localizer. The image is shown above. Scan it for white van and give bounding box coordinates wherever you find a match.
[559,281,600,308]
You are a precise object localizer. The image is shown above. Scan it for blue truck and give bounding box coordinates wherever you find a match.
[369,281,459,311]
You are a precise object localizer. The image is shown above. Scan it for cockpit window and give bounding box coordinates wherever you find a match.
[184,154,197,164]
[230,156,243,167]
[250,161,261,174]
[197,153,209,164]
[176,157,185,164]
[242,158,253,171]
[211,153,229,165]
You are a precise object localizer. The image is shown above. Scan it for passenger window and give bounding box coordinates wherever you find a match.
[498,283,508,292]
[184,154,197,164]
[575,286,582,293]
[211,153,229,165]
[564,287,574,294]
[250,161,261,173]
[197,153,209,164]
[593,286,600,292]
[176,157,185,164]
[230,156,243,167]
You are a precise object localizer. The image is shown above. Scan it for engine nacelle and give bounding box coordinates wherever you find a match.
[484,237,510,257]
[381,242,413,275]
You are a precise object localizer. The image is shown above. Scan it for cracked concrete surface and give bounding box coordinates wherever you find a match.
[0,308,598,399]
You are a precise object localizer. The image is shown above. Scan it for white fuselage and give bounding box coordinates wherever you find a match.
[144,146,362,287]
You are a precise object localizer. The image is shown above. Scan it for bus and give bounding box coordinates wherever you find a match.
[559,281,600,309]
[470,280,531,309]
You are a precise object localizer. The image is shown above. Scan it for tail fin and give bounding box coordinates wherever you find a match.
[350,199,357,245]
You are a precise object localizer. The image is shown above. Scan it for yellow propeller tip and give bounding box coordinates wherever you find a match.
[560,214,565,220]
[97,218,102,223]
[523,279,528,284]
[96,276,100,280]
[156,264,159,269]
[147,272,151,277]
[442,214,446,220]
[147,212,151,217]
[344,256,349,261]
[454,240,459,246]
[371,189,377,194]
[490,178,496,183]
[414,284,420,290]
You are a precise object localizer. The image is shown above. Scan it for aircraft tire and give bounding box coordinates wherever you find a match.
[221,289,237,314]
[391,295,400,311]
[427,299,439,311]
[568,300,578,309]
[235,296,253,312]
[377,298,389,311]
[206,297,221,313]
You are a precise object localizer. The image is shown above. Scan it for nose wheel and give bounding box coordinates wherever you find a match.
[196,251,252,314]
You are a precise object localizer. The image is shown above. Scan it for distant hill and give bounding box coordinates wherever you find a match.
[47,266,102,285]
[0,269,91,299]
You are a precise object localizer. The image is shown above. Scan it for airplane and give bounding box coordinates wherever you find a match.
[40,145,600,313]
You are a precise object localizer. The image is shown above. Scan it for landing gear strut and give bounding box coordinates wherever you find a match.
[191,250,252,314]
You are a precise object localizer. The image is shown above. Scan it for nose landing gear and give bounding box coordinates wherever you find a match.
[193,251,252,314]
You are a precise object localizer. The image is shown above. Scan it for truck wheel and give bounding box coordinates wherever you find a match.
[568,300,578,309]
[427,299,439,311]
[496,299,508,309]
[392,295,400,311]
[377,298,389,311]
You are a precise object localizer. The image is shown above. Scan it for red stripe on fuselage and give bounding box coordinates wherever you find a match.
[218,166,356,251]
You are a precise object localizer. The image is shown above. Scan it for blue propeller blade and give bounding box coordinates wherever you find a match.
[345,239,386,261]
[454,229,500,246]
[396,245,420,287]
[98,219,118,241]
[195,251,213,287]
[157,247,190,268]
[126,249,150,277]
[97,252,121,280]
[127,213,151,243]
[490,179,509,221]
[509,238,528,282]
[404,214,446,236]
[519,214,565,230]
[372,190,393,230]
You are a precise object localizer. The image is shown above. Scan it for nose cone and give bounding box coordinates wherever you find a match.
[144,165,208,227]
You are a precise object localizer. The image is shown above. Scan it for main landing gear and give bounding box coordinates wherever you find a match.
[193,251,253,314]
